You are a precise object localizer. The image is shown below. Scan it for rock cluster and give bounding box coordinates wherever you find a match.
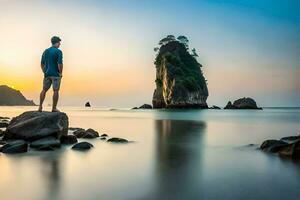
[0,111,130,154]
[260,135,300,159]
[224,97,262,109]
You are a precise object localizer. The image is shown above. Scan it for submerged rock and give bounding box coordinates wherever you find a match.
[0,140,28,154]
[260,137,300,159]
[101,134,108,137]
[60,135,78,145]
[107,137,128,143]
[152,37,208,108]
[72,142,93,151]
[224,97,262,109]
[139,104,153,109]
[36,145,56,151]
[30,137,61,149]
[4,111,69,141]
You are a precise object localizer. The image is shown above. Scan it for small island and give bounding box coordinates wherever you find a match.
[224,97,262,109]
[0,85,35,106]
[152,35,208,108]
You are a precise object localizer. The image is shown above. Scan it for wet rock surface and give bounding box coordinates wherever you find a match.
[107,137,129,143]
[73,128,99,139]
[5,111,69,141]
[260,136,300,159]
[1,112,130,154]
[0,140,28,154]
[72,142,94,150]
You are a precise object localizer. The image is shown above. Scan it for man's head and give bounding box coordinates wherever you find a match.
[51,36,61,48]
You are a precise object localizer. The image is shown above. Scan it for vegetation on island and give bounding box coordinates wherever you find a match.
[153,35,207,92]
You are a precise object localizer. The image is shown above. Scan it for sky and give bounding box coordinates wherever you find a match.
[0,0,299,107]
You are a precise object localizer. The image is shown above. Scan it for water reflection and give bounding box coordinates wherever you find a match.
[41,153,62,200]
[151,119,206,200]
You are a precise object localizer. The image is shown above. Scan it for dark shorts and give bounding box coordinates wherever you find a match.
[43,77,61,91]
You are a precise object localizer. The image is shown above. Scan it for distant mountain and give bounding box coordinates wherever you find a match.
[0,85,36,106]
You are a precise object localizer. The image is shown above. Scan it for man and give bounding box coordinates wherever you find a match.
[38,36,63,112]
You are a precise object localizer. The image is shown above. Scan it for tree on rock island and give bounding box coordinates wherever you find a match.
[152,35,209,109]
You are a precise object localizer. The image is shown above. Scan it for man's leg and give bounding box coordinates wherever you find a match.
[38,77,51,112]
[52,90,59,111]
[38,90,46,111]
[52,77,61,112]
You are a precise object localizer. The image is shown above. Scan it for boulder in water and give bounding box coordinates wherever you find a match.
[107,137,128,143]
[73,128,99,139]
[260,136,300,159]
[4,111,69,141]
[139,104,152,109]
[72,142,93,151]
[85,102,91,107]
[0,140,28,154]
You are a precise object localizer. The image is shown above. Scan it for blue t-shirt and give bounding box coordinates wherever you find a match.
[41,46,63,77]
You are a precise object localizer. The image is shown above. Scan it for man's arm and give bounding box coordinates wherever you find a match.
[41,51,46,72]
[58,64,63,74]
[58,50,63,76]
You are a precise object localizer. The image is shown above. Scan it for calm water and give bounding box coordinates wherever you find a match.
[0,107,300,200]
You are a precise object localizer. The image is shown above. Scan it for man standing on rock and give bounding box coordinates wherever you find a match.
[38,36,63,112]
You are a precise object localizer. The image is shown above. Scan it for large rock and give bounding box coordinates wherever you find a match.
[0,85,35,106]
[4,111,69,141]
[152,37,208,108]
[0,140,28,154]
[260,137,300,159]
[224,97,262,109]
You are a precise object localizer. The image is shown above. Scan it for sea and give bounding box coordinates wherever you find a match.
[0,106,300,200]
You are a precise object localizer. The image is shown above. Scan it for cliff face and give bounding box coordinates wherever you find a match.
[152,40,208,108]
[0,85,35,106]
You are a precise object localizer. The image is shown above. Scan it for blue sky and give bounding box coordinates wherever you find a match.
[0,0,299,107]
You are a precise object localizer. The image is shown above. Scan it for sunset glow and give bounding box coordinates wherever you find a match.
[0,0,299,107]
